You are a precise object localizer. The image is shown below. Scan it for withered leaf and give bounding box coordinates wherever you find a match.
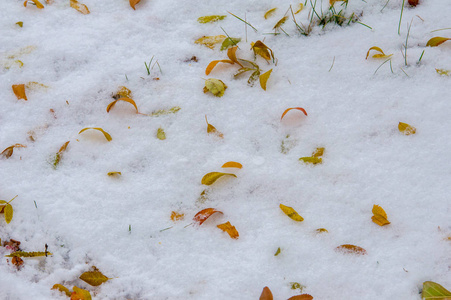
[53,141,70,169]
[408,0,419,6]
[52,284,72,297]
[171,211,184,222]
[198,15,226,23]
[227,46,243,67]
[195,35,226,49]
[372,205,390,226]
[70,0,90,14]
[248,69,260,86]
[335,244,367,255]
[112,86,132,100]
[201,172,236,185]
[426,37,451,47]
[281,107,308,120]
[79,127,112,141]
[220,37,241,51]
[4,204,13,224]
[260,286,273,300]
[312,147,325,157]
[1,144,26,159]
[12,84,27,100]
[280,204,304,222]
[299,157,322,164]
[217,221,239,239]
[23,0,44,9]
[12,256,24,268]
[398,122,416,135]
[436,69,450,76]
[107,171,121,176]
[107,97,138,113]
[16,22,24,27]
[274,247,281,256]
[79,268,110,286]
[205,60,234,75]
[157,127,166,140]
[294,3,304,14]
[273,16,288,30]
[150,106,181,117]
[221,161,242,169]
[366,46,393,59]
[204,79,227,97]
[251,40,274,62]
[129,0,141,10]
[259,69,272,91]
[316,228,328,234]
[193,208,223,225]
[264,8,277,19]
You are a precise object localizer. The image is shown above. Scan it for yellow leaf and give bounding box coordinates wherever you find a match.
[4,204,13,224]
[16,22,24,27]
[12,84,27,100]
[294,3,304,14]
[203,78,227,97]
[52,284,72,297]
[129,0,141,10]
[251,40,274,61]
[205,60,234,75]
[71,286,92,300]
[107,97,138,113]
[201,172,237,185]
[198,15,226,23]
[150,106,181,117]
[312,147,325,157]
[157,127,166,140]
[274,247,281,256]
[436,68,450,76]
[107,171,121,176]
[299,157,322,164]
[372,204,390,226]
[205,115,224,138]
[279,204,304,222]
[316,228,328,233]
[195,35,226,49]
[264,8,277,19]
[5,251,53,257]
[398,122,416,135]
[366,46,393,59]
[79,127,112,141]
[171,211,184,221]
[426,37,451,47]
[221,161,242,169]
[259,69,272,91]
[217,221,239,239]
[70,0,90,14]
[24,0,44,9]
[113,86,132,99]
[336,244,367,255]
[79,269,109,286]
[273,16,288,30]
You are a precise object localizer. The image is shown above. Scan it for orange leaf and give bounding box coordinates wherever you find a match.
[205,60,234,75]
[426,37,451,47]
[129,0,141,10]
[227,46,243,67]
[193,208,223,225]
[221,161,242,169]
[12,84,27,100]
[371,205,390,226]
[70,0,90,14]
[106,97,139,113]
[24,0,44,9]
[281,107,308,120]
[288,295,314,300]
[1,144,26,159]
[259,286,273,300]
[171,211,185,222]
[217,221,239,239]
[79,127,112,141]
[398,122,416,135]
[70,286,92,300]
[58,141,70,153]
[336,244,367,255]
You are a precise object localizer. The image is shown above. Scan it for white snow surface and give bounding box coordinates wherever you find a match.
[1,0,451,299]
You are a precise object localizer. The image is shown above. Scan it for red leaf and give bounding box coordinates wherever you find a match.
[281,107,308,120]
[193,208,223,225]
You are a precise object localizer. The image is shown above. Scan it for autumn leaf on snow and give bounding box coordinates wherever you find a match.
[112,86,132,100]
[205,115,224,138]
[294,3,304,14]
[281,107,308,120]
[129,0,141,10]
[2,203,13,224]
[426,37,451,47]
[6,251,53,257]
[366,46,393,59]
[372,205,390,226]
[335,244,367,255]
[71,286,92,300]
[259,69,272,91]
[52,284,72,297]
[203,79,227,97]
[205,60,234,76]
[157,127,166,140]
[79,266,110,286]
[287,295,314,300]
[273,16,288,31]
[195,35,226,49]
[422,281,451,300]
[12,84,27,100]
[171,211,184,222]
[107,171,121,177]
[52,141,70,169]
[251,40,274,62]
[150,106,181,117]
[221,161,242,169]
[70,0,90,14]
[398,122,416,135]
[312,147,325,157]
[1,144,26,159]
[79,127,112,141]
[23,0,44,9]
[198,15,226,23]
[264,8,277,19]
[280,204,304,222]
[193,208,223,225]
[221,37,241,51]
[201,172,236,185]
[107,97,139,113]
[217,221,239,239]
[299,157,322,165]
[259,286,273,300]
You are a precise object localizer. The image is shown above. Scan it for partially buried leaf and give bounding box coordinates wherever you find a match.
[221,161,242,169]
[366,46,393,59]
[12,84,27,100]
[273,16,288,30]
[4,204,13,224]
[52,284,72,297]
[217,221,239,239]
[436,69,450,76]
[70,0,90,14]
[426,37,451,47]
[129,0,141,10]
[79,268,109,286]
[264,8,277,19]
[251,40,274,62]
[201,172,236,185]
[299,157,322,164]
[259,69,272,91]
[204,79,227,97]
[79,127,112,141]
[195,35,226,49]
[25,81,49,90]
[107,97,138,113]
[221,37,241,51]
[280,204,304,222]
[112,86,132,100]
[281,107,308,120]
[1,144,26,159]
[150,106,181,117]
[157,127,166,140]
[53,141,70,169]
[288,295,314,300]
[408,0,419,6]
[422,281,451,299]
[205,115,224,138]
[24,0,44,9]
[372,204,390,226]
[335,244,367,255]
[107,171,121,176]
[260,286,273,300]
[205,60,234,76]
[71,286,92,300]
[12,256,23,268]
[171,211,184,221]
[248,70,260,86]
[193,208,223,225]
[398,122,416,135]
[316,228,328,233]
[198,15,226,23]
[5,251,53,257]
[16,22,23,27]
[312,147,324,157]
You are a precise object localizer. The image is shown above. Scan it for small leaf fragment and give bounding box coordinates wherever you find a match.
[12,84,27,100]
[220,37,241,51]
[217,221,239,239]
[16,22,24,27]
[398,122,416,135]
[205,115,224,138]
[281,107,308,120]
[426,37,451,47]
[150,106,181,117]
[193,208,223,225]
[366,46,393,59]
[436,69,451,76]
[273,16,288,30]
[201,172,236,185]
[170,211,184,222]
[221,161,242,169]
[4,204,13,224]
[316,228,328,233]
[79,268,109,286]
[71,286,92,300]
[79,127,112,141]
[260,286,273,300]
[5,251,52,257]
[259,69,272,91]
[53,141,70,169]
[205,60,234,75]
[52,284,72,297]
[335,244,367,255]
[372,205,390,226]
[24,0,44,9]
[12,256,24,268]
[299,157,322,164]
[107,171,121,177]
[157,127,166,140]
[422,281,451,299]
[408,0,419,6]
[204,79,227,97]
[198,15,226,23]
[312,147,325,157]
[280,204,304,222]
[288,295,314,300]
[264,8,277,19]
[107,97,138,113]
[274,247,281,256]
[195,35,226,49]
[113,86,132,100]
[70,0,90,14]
[129,0,141,10]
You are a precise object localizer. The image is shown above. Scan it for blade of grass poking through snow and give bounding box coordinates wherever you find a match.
[431,28,451,33]
[79,127,112,141]
[227,11,258,32]
[328,56,335,72]
[398,0,405,35]
[422,281,451,299]
[373,58,392,75]
[404,20,412,66]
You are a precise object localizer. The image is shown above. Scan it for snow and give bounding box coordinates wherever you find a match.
[1,0,451,299]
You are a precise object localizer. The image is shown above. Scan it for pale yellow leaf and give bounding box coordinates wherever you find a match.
[279,204,304,222]
[195,35,226,49]
[203,79,227,97]
[201,172,237,185]
[398,122,416,135]
[70,0,90,14]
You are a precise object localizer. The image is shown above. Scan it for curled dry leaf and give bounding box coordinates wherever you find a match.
[129,0,141,10]
[299,157,322,164]
[264,8,277,19]
[1,144,26,159]
[201,172,236,185]
[366,46,393,59]
[171,211,184,221]
[398,122,416,135]
[79,267,110,286]
[426,37,451,47]
[53,141,70,169]
[193,208,223,225]
[52,284,72,297]
[107,97,138,113]
[287,294,314,300]
[227,46,243,67]
[195,35,226,49]
[436,69,450,76]
[274,247,281,256]
[422,281,451,299]
[251,40,274,62]
[203,79,227,97]
[259,69,272,91]
[316,228,328,233]
[335,244,367,255]
[198,15,226,23]
[205,115,224,138]
[24,0,44,9]
[221,161,242,169]
[3,239,21,252]
[280,204,304,222]
[12,256,24,268]
[12,84,27,100]
[259,286,273,300]
[294,3,304,14]
[217,221,239,239]
[71,286,92,300]
[281,107,308,120]
[70,0,90,14]
[79,127,112,141]
[372,205,390,226]
[408,0,419,6]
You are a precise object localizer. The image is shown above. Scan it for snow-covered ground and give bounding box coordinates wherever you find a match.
[1,0,451,299]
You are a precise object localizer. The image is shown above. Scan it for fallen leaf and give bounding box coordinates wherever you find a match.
[129,0,141,10]
[5,251,53,257]
[408,0,418,6]
[201,172,236,185]
[70,0,90,14]
[221,161,242,169]
[299,157,322,164]
[205,115,224,138]
[335,244,367,255]
[217,221,239,239]
[4,204,13,224]
[280,204,304,222]
[193,208,223,225]
[52,141,70,169]
[281,107,308,120]
[205,60,234,76]
[52,284,72,297]
[23,0,44,9]
[426,37,451,47]
[264,8,277,19]
[273,16,288,30]
[259,69,272,90]
[330,0,346,5]
[221,37,241,51]
[372,204,390,226]
[290,282,305,291]
[251,40,274,62]
[422,281,451,299]
[203,79,227,97]
[398,122,416,135]
[107,171,121,176]
[316,228,328,233]
[195,35,226,49]
[107,97,138,113]
[157,127,166,140]
[12,84,27,100]
[366,46,393,59]
[1,144,26,159]
[79,268,110,286]
[150,106,181,116]
[227,46,243,67]
[79,127,112,141]
[198,15,226,23]
[171,211,184,221]
[16,22,24,27]
[274,247,281,256]
[436,69,450,76]
[287,295,314,300]
[260,286,273,300]
[12,256,24,268]
[248,69,261,86]
[71,286,92,300]
[112,86,132,100]
[197,189,209,205]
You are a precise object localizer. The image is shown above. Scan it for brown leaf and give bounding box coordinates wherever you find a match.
[12,84,27,100]
[408,0,418,6]
[259,286,273,300]
[336,244,367,255]
[70,0,90,14]
[288,295,314,300]
[130,0,141,10]
[12,256,24,269]
[3,239,21,252]
[217,221,239,239]
[193,208,223,225]
[205,115,224,138]
[1,144,26,159]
